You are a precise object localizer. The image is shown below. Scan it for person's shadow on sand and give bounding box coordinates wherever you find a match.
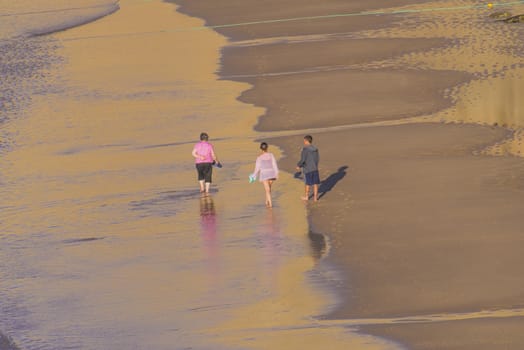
[318,166,348,200]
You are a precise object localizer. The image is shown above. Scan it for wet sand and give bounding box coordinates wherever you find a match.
[241,68,469,131]
[272,124,524,318]
[221,38,467,131]
[365,316,524,350]
[171,0,435,40]
[171,0,524,349]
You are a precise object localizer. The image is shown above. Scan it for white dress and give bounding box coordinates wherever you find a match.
[252,152,279,181]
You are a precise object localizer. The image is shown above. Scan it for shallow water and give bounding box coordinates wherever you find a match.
[0,0,118,150]
[0,1,291,348]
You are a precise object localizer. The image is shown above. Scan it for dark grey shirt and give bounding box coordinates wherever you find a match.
[297,145,319,174]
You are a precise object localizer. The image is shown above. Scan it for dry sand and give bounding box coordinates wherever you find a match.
[173,0,524,348]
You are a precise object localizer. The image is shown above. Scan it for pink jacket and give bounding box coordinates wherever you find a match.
[193,141,215,164]
[252,152,279,181]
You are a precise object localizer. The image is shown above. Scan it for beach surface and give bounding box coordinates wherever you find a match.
[0,1,416,349]
[172,0,524,349]
[2,0,524,349]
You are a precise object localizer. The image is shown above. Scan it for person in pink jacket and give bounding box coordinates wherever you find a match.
[192,132,219,194]
[251,142,279,208]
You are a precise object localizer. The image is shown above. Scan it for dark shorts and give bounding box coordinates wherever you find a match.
[304,170,320,186]
[196,163,213,183]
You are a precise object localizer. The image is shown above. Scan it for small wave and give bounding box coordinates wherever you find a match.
[62,237,105,244]
[0,3,116,18]
[29,2,120,37]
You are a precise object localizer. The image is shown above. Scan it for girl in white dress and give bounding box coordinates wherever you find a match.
[251,142,279,208]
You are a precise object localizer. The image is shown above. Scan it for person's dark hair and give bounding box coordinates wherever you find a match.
[200,132,209,141]
[260,142,268,151]
[304,135,313,143]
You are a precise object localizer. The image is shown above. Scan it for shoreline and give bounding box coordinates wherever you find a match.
[29,2,119,37]
[166,0,524,349]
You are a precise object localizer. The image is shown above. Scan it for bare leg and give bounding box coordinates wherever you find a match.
[205,182,211,193]
[269,180,274,206]
[313,184,319,201]
[302,185,310,201]
[199,180,205,193]
[263,180,272,207]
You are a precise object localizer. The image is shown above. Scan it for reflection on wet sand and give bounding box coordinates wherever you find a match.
[308,231,328,262]
[254,209,283,289]
[200,194,219,275]
[257,209,281,250]
[210,204,399,350]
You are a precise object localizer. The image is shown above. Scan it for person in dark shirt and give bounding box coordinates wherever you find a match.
[296,135,320,201]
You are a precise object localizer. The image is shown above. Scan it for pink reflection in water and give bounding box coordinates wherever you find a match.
[256,209,283,288]
[200,194,219,275]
